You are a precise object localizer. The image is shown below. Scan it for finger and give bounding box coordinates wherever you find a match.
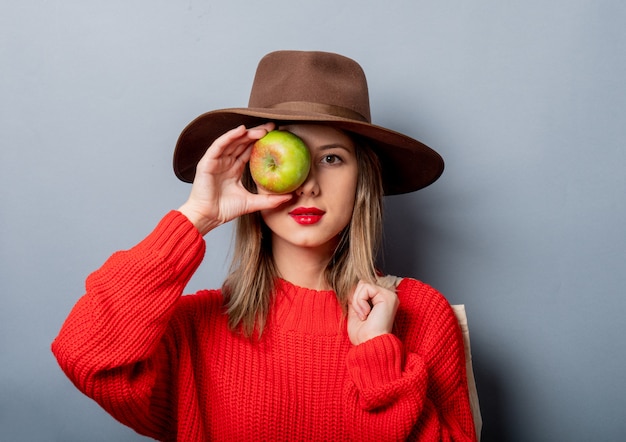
[246,193,293,213]
[355,281,396,317]
[193,128,244,171]
[228,123,274,154]
[358,291,372,313]
[351,283,372,321]
[247,121,276,136]
[232,122,277,160]
[239,142,254,163]
[214,123,276,164]
[202,125,257,160]
[231,123,275,153]
[204,121,274,159]
[227,140,254,165]
[211,125,248,155]
[347,304,362,323]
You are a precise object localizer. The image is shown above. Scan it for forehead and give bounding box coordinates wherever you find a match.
[279,124,355,152]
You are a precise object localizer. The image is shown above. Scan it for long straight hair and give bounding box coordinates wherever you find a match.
[222,134,384,337]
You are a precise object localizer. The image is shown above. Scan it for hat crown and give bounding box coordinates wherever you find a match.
[248,51,372,123]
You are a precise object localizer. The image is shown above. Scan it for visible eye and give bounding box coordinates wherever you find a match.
[321,154,343,165]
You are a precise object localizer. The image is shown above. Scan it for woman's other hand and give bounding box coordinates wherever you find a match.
[178,123,293,235]
[347,281,400,346]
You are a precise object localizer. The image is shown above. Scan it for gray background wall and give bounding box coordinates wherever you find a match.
[2,1,625,441]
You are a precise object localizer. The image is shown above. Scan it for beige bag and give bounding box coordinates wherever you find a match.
[451,304,482,440]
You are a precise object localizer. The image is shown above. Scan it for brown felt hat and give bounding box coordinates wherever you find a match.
[173,50,443,195]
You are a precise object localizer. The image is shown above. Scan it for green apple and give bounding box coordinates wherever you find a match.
[249,130,311,194]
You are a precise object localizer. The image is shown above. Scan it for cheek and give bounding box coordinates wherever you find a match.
[335,175,358,221]
[259,207,279,228]
[346,170,359,204]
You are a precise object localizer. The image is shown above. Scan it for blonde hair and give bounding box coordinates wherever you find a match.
[222,133,384,337]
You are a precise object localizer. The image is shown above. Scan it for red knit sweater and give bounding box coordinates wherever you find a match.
[52,211,476,441]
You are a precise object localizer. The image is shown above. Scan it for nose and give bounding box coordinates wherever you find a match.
[296,169,319,196]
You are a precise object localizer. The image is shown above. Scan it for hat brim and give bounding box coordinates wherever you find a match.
[173,108,444,195]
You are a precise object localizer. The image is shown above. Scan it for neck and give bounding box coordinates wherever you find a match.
[271,237,337,291]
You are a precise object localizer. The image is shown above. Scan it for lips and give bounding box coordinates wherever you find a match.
[288,207,325,225]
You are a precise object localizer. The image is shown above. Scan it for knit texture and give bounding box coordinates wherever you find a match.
[52,211,476,441]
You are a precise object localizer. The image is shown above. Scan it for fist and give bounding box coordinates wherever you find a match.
[347,281,399,346]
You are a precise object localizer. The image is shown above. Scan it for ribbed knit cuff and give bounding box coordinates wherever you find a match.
[138,210,206,281]
[347,334,429,411]
[347,333,404,391]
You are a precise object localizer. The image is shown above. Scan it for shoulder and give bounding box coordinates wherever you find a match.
[388,277,461,348]
[392,276,452,315]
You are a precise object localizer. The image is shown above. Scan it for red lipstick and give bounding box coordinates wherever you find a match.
[288,207,325,225]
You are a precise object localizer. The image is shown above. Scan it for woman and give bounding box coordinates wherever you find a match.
[52,50,477,441]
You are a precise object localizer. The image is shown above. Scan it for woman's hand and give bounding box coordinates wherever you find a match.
[347,281,400,346]
[178,123,293,235]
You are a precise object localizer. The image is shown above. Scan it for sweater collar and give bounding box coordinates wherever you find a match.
[269,278,344,335]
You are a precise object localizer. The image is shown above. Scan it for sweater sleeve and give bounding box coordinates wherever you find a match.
[345,279,477,441]
[51,210,205,439]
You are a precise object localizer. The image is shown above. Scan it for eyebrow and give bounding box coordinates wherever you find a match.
[315,143,354,153]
